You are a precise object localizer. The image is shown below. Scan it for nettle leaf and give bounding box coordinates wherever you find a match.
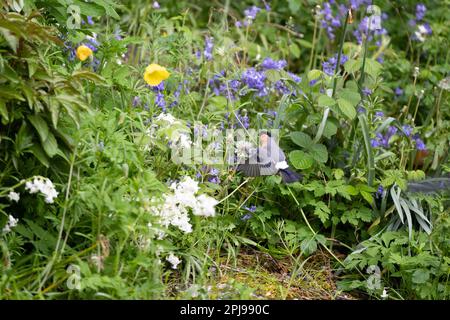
[290,131,312,148]
[364,59,382,79]
[289,150,313,169]
[323,118,338,139]
[318,95,335,108]
[412,269,430,284]
[340,89,361,106]
[337,98,356,119]
[344,58,362,74]
[310,143,328,163]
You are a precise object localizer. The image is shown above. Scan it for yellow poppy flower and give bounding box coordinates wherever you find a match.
[76,45,93,61]
[144,63,170,86]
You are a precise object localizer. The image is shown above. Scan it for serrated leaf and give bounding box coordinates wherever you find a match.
[318,95,335,107]
[289,150,313,169]
[310,143,328,163]
[412,269,430,284]
[313,201,330,223]
[337,98,356,119]
[290,131,312,148]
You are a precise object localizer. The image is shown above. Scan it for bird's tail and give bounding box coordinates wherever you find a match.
[406,177,450,194]
[279,168,302,183]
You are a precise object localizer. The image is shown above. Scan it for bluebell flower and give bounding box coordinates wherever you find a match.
[244,6,261,20]
[287,72,302,83]
[375,111,384,118]
[241,68,268,97]
[274,80,290,95]
[245,205,257,213]
[395,87,404,96]
[402,125,412,137]
[204,36,214,61]
[132,96,141,107]
[362,87,372,96]
[376,185,384,198]
[416,4,426,21]
[261,57,287,70]
[322,54,348,76]
[241,213,252,221]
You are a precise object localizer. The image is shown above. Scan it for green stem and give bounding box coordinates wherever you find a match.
[332,9,350,98]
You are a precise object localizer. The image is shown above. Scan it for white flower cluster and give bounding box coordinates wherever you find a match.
[25,176,58,203]
[149,177,219,234]
[146,112,192,151]
[166,253,181,269]
[2,215,18,233]
[8,191,20,202]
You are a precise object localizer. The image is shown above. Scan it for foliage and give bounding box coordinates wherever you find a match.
[0,0,449,300]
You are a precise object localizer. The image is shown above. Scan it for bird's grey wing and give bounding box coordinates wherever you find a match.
[237,148,274,176]
[256,148,278,176]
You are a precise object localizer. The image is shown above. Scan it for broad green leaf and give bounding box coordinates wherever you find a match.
[290,131,313,148]
[344,58,362,74]
[337,98,356,119]
[308,69,322,81]
[28,114,49,142]
[412,269,430,284]
[42,131,58,158]
[289,150,313,169]
[339,88,361,106]
[323,119,338,138]
[318,95,335,107]
[289,43,300,58]
[364,59,382,79]
[310,143,328,163]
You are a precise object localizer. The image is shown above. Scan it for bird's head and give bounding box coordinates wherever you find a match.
[259,131,271,146]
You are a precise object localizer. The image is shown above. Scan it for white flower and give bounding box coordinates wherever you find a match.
[381,288,388,299]
[275,161,289,170]
[193,194,218,217]
[166,253,181,269]
[2,215,18,233]
[8,191,20,202]
[24,176,58,203]
[155,112,177,124]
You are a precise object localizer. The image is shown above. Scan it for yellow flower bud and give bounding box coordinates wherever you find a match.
[143,63,170,86]
[76,45,93,61]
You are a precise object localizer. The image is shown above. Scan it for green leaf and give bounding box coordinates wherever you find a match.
[28,115,49,143]
[42,131,58,158]
[289,43,300,58]
[29,144,50,167]
[364,59,382,79]
[313,201,331,223]
[0,99,8,122]
[308,69,322,81]
[288,0,301,13]
[337,98,356,119]
[412,269,430,284]
[323,118,338,138]
[340,88,361,106]
[344,58,362,74]
[290,131,312,148]
[289,150,313,169]
[310,143,328,163]
[318,95,335,108]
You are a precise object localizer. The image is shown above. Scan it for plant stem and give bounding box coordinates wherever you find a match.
[332,9,350,98]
